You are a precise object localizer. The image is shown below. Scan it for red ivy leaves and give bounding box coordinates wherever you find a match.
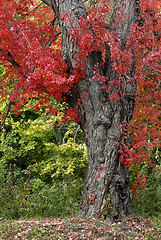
[109,92,120,101]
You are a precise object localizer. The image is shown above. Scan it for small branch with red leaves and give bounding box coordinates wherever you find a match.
[29,3,43,16]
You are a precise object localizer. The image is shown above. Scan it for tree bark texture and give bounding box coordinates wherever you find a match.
[42,0,140,219]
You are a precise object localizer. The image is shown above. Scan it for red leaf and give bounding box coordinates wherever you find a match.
[109,92,120,100]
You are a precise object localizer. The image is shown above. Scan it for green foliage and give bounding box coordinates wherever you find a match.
[0,102,86,174]
[130,149,161,217]
[0,165,25,219]
[0,97,87,219]
[0,165,85,220]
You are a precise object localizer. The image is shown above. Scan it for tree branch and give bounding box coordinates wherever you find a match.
[0,49,21,68]
[0,101,12,132]
[29,3,43,16]
[41,0,52,8]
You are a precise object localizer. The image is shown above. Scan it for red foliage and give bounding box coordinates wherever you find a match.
[0,0,74,115]
[128,2,161,189]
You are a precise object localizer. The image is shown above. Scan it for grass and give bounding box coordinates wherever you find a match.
[0,216,160,239]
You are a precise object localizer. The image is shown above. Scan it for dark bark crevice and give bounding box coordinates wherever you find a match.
[110,159,132,220]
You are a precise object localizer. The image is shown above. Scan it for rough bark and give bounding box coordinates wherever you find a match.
[42,0,139,219]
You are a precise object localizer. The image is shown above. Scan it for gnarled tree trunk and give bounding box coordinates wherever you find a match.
[42,0,140,219]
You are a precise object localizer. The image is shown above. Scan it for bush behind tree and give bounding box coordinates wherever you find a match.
[0,102,88,219]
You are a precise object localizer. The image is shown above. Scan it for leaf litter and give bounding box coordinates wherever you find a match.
[0,216,160,239]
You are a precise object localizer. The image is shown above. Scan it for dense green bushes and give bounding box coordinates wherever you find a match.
[0,102,88,219]
[131,160,161,217]
[0,165,85,219]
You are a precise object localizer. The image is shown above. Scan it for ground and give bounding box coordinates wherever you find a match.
[0,216,160,239]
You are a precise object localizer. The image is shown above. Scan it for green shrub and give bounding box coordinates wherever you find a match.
[0,165,86,220]
[131,163,161,217]
[0,97,88,219]
[0,165,26,219]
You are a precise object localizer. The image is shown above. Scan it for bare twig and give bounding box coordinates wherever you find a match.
[150,66,161,74]
[74,125,80,143]
[0,101,12,132]
[17,25,32,48]
[29,3,43,16]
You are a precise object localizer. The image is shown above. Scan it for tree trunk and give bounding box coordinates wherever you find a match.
[43,0,139,219]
